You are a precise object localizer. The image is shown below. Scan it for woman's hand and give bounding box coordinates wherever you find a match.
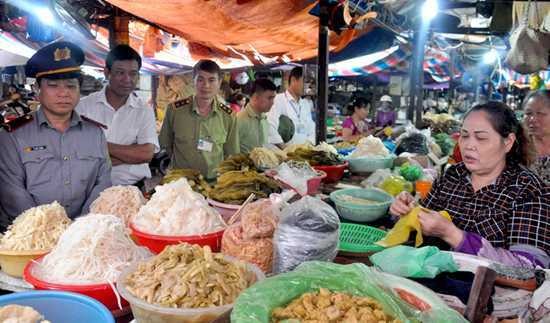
[389,192,415,217]
[418,209,464,248]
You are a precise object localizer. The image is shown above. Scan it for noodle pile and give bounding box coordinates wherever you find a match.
[0,201,70,251]
[33,214,150,284]
[132,178,226,236]
[90,185,145,226]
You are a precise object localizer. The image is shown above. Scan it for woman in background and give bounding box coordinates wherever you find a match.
[523,90,550,185]
[341,97,369,141]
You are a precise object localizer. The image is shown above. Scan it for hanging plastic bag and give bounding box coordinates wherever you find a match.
[231,261,467,323]
[370,246,458,279]
[272,196,340,274]
[505,1,550,74]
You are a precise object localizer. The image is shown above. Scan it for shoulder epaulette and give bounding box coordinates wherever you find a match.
[218,102,233,115]
[81,115,108,129]
[171,96,192,109]
[1,114,33,133]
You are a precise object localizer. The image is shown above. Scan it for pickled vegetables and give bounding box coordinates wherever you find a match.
[209,171,281,205]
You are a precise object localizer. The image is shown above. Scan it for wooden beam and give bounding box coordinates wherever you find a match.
[316,0,330,144]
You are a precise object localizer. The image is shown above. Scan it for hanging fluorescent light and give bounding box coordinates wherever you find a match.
[35,6,55,26]
[483,49,498,65]
[422,0,439,21]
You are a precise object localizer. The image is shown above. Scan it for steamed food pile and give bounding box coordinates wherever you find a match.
[32,214,150,284]
[124,243,253,308]
[90,185,145,227]
[271,288,400,323]
[133,178,226,235]
[0,202,71,251]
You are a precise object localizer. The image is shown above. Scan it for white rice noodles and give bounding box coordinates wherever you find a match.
[132,178,226,236]
[33,214,150,285]
[350,135,390,158]
[0,201,71,251]
[90,185,145,227]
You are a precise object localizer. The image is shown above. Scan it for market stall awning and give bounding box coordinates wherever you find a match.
[104,0,361,63]
[329,43,463,83]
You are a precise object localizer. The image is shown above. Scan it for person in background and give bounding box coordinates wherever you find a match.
[267,66,315,148]
[375,95,397,128]
[159,59,239,180]
[0,41,111,228]
[390,102,549,268]
[523,90,549,185]
[236,79,277,154]
[229,93,247,114]
[76,44,159,189]
[342,97,370,141]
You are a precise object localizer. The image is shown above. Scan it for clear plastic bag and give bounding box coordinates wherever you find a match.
[272,196,340,274]
[231,261,468,323]
[361,168,393,188]
[221,199,279,273]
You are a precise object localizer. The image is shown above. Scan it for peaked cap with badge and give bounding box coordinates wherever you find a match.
[25,41,85,79]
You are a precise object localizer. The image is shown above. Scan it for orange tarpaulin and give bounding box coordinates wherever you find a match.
[105,0,361,63]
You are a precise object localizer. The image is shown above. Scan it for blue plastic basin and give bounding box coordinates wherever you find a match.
[0,291,114,323]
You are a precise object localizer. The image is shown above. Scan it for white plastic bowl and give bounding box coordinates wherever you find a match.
[117,256,264,323]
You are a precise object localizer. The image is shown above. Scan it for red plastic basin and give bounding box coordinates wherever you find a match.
[23,257,128,312]
[129,222,225,254]
[313,161,348,183]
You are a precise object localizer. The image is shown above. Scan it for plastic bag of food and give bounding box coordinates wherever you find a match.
[370,246,458,279]
[272,161,318,196]
[272,196,340,274]
[222,200,279,272]
[379,175,413,197]
[231,261,468,323]
[399,163,424,182]
[361,168,393,188]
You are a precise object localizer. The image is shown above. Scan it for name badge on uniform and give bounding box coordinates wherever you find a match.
[24,145,47,152]
[197,139,213,152]
[297,123,307,134]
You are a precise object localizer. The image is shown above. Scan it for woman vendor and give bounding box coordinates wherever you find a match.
[390,102,549,268]
[342,98,370,141]
[523,90,549,185]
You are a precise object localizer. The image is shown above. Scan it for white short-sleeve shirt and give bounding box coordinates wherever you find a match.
[267,90,316,145]
[76,87,159,185]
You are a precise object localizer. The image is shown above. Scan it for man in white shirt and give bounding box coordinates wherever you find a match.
[267,66,316,147]
[76,44,159,187]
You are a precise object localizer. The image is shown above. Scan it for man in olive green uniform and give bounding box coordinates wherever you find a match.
[236,79,277,154]
[159,60,239,180]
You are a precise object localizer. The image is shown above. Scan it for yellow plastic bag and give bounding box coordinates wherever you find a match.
[377,207,451,248]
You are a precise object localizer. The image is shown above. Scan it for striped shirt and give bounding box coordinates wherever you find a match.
[422,162,549,255]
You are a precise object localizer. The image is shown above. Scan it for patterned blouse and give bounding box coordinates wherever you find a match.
[531,156,550,186]
[421,162,550,265]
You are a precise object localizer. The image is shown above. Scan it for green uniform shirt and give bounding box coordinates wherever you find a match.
[236,104,268,154]
[159,96,239,180]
